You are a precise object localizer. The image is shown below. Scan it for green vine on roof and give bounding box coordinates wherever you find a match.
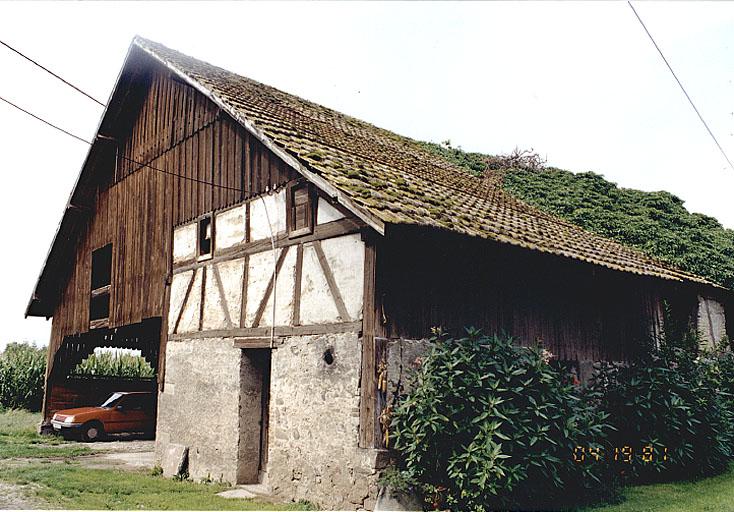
[421,141,734,289]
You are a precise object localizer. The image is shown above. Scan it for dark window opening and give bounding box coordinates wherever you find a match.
[198,214,213,258]
[91,244,112,290]
[89,292,110,322]
[287,183,314,237]
[90,244,112,328]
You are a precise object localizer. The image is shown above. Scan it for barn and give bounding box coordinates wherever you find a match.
[27,37,732,509]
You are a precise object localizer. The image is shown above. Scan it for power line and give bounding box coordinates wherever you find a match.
[0,93,243,192]
[628,1,734,172]
[0,39,107,107]
[0,95,91,145]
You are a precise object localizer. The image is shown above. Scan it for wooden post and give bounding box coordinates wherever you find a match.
[359,240,377,448]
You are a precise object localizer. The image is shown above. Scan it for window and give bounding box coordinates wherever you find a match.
[287,182,314,237]
[198,213,214,259]
[89,244,112,329]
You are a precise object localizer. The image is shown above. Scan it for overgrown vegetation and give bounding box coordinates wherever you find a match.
[0,343,47,411]
[73,351,155,378]
[389,330,615,511]
[421,141,734,289]
[387,326,734,510]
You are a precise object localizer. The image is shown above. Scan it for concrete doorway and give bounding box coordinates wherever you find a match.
[237,349,271,484]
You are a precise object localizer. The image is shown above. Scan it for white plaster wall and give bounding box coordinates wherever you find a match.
[320,234,364,321]
[244,248,282,327]
[177,269,203,333]
[250,190,286,242]
[215,205,246,251]
[698,296,728,347]
[173,223,197,263]
[300,243,340,324]
[258,247,297,327]
[317,197,345,224]
[168,270,194,334]
[202,259,245,331]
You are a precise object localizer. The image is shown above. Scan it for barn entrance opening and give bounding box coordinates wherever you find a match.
[237,348,272,484]
[41,318,161,434]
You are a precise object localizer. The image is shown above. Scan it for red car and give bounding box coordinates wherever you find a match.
[50,391,155,441]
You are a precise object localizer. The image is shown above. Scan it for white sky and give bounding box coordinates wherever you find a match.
[0,1,732,351]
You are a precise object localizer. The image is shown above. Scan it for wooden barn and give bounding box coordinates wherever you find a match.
[27,37,732,509]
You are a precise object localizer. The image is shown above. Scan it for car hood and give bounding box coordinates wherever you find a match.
[53,407,103,420]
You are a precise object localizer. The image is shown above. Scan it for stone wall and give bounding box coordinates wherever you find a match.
[156,337,242,483]
[156,332,383,509]
[267,332,380,510]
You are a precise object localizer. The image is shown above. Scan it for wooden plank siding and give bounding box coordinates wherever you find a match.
[48,66,298,366]
[375,226,667,363]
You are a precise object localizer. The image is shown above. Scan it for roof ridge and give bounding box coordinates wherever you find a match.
[131,37,720,288]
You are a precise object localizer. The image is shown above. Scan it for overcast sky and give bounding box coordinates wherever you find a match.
[1,1,732,351]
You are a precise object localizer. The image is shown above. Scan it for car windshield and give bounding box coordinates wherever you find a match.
[100,392,124,408]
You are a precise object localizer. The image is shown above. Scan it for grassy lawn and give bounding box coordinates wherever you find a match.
[0,409,311,510]
[1,464,312,510]
[0,408,93,459]
[586,466,734,512]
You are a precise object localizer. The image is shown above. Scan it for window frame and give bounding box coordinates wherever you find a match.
[196,213,215,261]
[286,182,315,238]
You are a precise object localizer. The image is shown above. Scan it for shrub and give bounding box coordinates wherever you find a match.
[389,330,614,511]
[587,350,734,483]
[0,342,47,411]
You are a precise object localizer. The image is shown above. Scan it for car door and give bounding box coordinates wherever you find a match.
[120,394,149,432]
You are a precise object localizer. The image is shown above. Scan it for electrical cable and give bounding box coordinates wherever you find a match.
[0,92,243,192]
[0,39,106,107]
[628,1,734,172]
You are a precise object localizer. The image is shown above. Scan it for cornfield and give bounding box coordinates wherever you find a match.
[0,343,47,412]
[73,351,155,378]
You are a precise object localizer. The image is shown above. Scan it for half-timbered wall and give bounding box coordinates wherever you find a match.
[49,65,298,360]
[166,189,364,340]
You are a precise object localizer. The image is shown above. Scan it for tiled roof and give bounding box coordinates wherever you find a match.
[140,38,715,285]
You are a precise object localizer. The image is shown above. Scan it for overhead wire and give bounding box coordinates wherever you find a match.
[628,1,734,172]
[0,92,243,192]
[0,39,107,107]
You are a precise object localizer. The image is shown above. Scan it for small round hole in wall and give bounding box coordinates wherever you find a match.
[323,348,335,365]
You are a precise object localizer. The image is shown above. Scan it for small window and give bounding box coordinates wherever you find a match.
[287,183,314,237]
[89,244,112,329]
[198,214,214,259]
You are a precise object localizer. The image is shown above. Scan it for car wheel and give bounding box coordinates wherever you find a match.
[81,421,104,442]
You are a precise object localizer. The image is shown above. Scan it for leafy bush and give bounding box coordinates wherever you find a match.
[588,349,734,483]
[389,330,615,511]
[73,351,154,378]
[0,343,47,411]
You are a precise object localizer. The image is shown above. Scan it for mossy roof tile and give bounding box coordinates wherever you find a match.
[136,37,714,287]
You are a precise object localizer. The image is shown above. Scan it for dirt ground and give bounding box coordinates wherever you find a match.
[75,439,155,471]
[0,481,43,510]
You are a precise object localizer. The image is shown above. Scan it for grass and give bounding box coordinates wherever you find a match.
[0,464,313,510]
[0,410,312,510]
[0,408,92,459]
[584,466,734,512]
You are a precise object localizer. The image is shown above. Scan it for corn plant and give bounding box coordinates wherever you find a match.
[0,343,47,411]
[73,351,154,378]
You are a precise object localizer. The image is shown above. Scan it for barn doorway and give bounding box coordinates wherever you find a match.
[237,348,271,484]
[41,318,161,434]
